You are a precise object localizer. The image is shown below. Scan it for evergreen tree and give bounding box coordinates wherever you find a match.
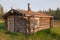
[39,8,60,20]
[0,4,4,19]
[55,8,60,20]
[0,4,4,18]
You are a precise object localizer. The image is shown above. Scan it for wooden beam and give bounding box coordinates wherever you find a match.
[7,17,9,31]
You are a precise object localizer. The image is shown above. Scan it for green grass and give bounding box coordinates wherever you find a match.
[0,20,60,40]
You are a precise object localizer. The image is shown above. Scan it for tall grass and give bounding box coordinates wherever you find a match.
[0,20,60,40]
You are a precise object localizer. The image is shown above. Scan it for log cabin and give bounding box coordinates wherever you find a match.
[3,3,53,34]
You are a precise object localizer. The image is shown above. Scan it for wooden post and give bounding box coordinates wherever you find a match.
[50,17,54,28]
[14,15,15,32]
[26,16,30,34]
[7,17,9,31]
[29,17,32,34]
[52,17,54,27]
[32,16,35,33]
[28,16,30,34]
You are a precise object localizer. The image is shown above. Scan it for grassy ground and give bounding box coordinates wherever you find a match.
[0,20,60,40]
[53,20,60,27]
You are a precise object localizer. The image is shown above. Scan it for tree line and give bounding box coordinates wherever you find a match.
[39,8,60,20]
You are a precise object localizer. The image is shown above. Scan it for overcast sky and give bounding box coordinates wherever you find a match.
[0,0,60,12]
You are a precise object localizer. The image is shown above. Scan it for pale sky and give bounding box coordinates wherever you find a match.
[0,0,60,12]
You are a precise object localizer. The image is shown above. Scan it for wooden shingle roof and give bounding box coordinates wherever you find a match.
[17,9,53,17]
[3,9,53,18]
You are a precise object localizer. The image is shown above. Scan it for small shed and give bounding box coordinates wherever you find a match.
[3,3,53,34]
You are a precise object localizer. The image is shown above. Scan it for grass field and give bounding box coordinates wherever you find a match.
[0,20,60,40]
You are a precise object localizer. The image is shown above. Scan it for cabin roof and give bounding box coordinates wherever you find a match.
[17,9,53,17]
[3,9,24,18]
[3,9,53,18]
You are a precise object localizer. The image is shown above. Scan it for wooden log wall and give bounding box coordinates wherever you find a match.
[30,17,51,33]
[14,16,27,33]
